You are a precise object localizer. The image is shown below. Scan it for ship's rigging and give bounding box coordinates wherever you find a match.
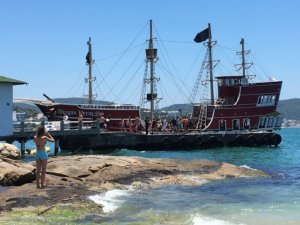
[47,20,278,119]
[190,24,262,131]
[61,21,196,109]
[140,20,162,122]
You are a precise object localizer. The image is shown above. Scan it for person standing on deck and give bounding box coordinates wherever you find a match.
[171,117,178,133]
[63,113,68,121]
[105,115,111,131]
[33,126,55,189]
[145,117,149,135]
[128,116,132,132]
[162,118,168,133]
[121,117,127,132]
[78,111,84,129]
[182,116,188,133]
[134,116,141,133]
[98,114,105,131]
[78,111,84,122]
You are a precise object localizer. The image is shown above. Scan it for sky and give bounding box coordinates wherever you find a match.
[1,0,299,108]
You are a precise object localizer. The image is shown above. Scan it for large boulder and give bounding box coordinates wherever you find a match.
[0,158,35,186]
[0,143,20,160]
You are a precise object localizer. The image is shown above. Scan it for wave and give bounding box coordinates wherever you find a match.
[185,175,210,185]
[88,186,134,213]
[192,214,244,225]
[239,165,258,171]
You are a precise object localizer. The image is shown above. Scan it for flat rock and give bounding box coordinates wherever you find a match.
[0,155,268,212]
[43,155,267,184]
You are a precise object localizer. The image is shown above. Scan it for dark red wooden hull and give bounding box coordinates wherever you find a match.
[35,103,140,130]
[193,79,283,131]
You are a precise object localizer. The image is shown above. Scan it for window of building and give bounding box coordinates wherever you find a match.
[257,95,276,106]
[243,118,250,130]
[232,119,240,130]
[219,120,226,131]
[258,117,267,129]
[267,117,275,128]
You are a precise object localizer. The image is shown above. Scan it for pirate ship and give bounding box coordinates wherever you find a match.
[14,21,283,149]
[31,38,140,130]
[191,24,283,134]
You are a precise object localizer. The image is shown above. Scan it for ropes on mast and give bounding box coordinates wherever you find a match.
[189,49,209,104]
[139,62,148,109]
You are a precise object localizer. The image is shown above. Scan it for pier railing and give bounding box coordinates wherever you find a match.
[13,120,101,133]
[2,120,103,157]
[0,119,282,157]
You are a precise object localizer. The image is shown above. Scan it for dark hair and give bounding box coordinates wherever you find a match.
[36,126,45,137]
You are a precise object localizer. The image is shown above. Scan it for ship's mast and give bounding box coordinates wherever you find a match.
[86,37,96,104]
[192,23,217,105]
[207,23,214,105]
[241,38,246,77]
[236,38,252,78]
[149,20,155,122]
[146,20,158,123]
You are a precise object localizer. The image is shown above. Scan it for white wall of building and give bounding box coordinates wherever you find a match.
[0,84,13,136]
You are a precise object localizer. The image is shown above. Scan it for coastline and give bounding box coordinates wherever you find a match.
[0,155,267,218]
[2,128,300,225]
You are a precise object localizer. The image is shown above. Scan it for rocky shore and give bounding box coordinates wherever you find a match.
[0,144,268,217]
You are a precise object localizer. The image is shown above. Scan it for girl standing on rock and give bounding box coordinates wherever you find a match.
[34,126,55,189]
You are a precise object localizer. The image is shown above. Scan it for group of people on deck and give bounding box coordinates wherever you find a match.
[146,116,190,134]
[61,110,191,133]
[120,116,142,133]
[120,116,191,134]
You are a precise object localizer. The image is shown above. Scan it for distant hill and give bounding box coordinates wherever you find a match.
[277,98,300,120]
[13,98,300,120]
[53,97,113,105]
[13,97,114,116]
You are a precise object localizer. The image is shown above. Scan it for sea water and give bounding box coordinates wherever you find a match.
[7,128,300,224]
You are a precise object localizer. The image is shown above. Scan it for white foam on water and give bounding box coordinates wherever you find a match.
[186,175,210,185]
[88,187,134,213]
[192,214,243,225]
[240,165,258,171]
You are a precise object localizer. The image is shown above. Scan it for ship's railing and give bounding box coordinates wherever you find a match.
[13,120,102,133]
[78,104,140,110]
[13,118,282,135]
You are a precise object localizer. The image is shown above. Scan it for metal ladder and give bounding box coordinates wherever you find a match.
[196,69,210,131]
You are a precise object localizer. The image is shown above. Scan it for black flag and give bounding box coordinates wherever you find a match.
[194,28,209,43]
[86,52,91,64]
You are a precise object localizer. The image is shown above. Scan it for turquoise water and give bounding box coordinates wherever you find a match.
[9,128,300,224]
